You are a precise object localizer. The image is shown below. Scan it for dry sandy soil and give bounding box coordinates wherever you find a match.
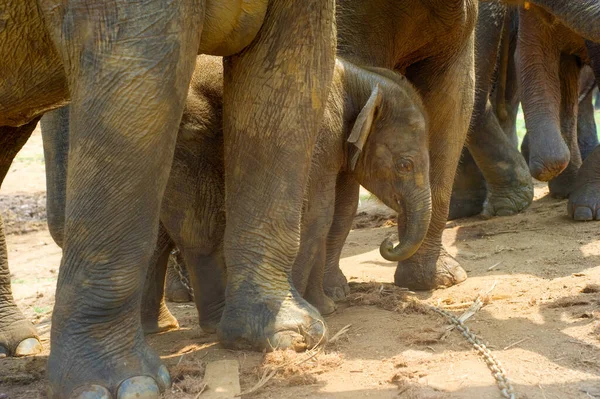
[1,128,599,399]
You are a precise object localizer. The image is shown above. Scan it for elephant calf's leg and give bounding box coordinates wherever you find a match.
[323,173,359,301]
[0,120,43,357]
[140,224,179,335]
[568,145,600,220]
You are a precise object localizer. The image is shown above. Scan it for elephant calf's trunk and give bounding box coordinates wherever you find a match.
[380,190,432,262]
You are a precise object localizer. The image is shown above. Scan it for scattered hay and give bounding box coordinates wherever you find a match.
[170,358,205,396]
[352,212,396,230]
[347,282,427,314]
[258,349,343,387]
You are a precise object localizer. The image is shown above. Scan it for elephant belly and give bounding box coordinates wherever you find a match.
[199,0,268,56]
[0,1,68,127]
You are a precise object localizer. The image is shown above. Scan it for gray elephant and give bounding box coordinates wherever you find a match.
[42,54,431,328]
[0,0,336,397]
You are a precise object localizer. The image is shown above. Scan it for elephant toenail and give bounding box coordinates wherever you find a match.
[0,345,8,358]
[117,376,160,399]
[156,365,171,390]
[14,338,42,356]
[71,385,112,399]
[574,207,593,221]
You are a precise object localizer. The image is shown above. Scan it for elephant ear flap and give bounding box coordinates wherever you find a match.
[347,84,383,171]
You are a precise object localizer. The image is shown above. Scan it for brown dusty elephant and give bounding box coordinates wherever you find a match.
[0,0,336,398]
[41,54,431,329]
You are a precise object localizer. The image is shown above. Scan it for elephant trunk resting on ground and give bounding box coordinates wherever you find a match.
[40,54,431,333]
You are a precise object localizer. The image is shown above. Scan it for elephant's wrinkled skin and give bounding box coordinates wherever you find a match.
[568,40,600,221]
[0,0,335,397]
[450,5,533,221]
[517,5,593,188]
[329,0,479,292]
[325,0,600,294]
[43,55,431,323]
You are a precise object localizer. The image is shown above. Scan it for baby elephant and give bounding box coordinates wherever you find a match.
[154,54,430,328]
[42,55,431,333]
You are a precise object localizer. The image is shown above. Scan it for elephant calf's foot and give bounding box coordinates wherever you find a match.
[218,289,327,352]
[323,267,350,302]
[568,180,600,221]
[0,309,42,357]
[47,330,170,399]
[305,289,336,316]
[197,300,225,334]
[394,247,467,290]
[141,301,179,335]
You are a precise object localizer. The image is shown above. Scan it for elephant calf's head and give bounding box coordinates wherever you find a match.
[347,68,431,262]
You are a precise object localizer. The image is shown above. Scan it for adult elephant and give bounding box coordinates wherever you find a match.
[1,1,335,398]
[323,0,600,297]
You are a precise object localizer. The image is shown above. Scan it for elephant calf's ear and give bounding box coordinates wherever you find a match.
[347,85,383,171]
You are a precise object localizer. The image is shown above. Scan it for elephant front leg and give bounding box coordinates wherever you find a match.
[323,173,360,301]
[0,121,43,357]
[292,174,338,316]
[218,0,336,352]
[548,55,583,198]
[40,0,203,397]
[518,8,570,182]
[395,36,475,290]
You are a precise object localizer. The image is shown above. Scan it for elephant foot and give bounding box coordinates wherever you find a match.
[568,180,600,221]
[141,301,179,335]
[0,307,42,357]
[47,328,169,399]
[548,167,578,199]
[218,289,327,352]
[394,247,467,290]
[305,289,337,316]
[481,177,533,218]
[165,255,193,303]
[323,266,350,302]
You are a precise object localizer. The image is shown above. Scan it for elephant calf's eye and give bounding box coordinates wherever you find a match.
[395,158,413,173]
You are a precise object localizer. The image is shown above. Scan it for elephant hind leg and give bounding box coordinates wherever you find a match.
[0,119,43,357]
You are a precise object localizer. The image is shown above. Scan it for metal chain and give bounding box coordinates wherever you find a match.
[428,305,516,399]
[170,248,193,296]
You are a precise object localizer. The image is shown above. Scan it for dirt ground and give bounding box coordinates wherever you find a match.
[1,128,599,399]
